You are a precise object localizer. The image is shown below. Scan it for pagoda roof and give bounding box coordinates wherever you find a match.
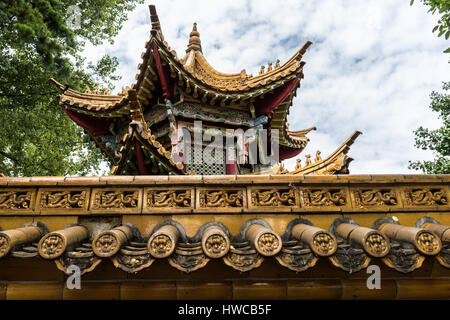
[50,5,311,116]
[47,5,358,175]
[49,79,129,117]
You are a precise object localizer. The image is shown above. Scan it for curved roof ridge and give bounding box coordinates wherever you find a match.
[49,78,122,101]
[193,50,246,79]
[287,126,317,137]
[245,41,312,84]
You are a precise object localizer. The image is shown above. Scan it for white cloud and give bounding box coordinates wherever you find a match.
[80,0,449,174]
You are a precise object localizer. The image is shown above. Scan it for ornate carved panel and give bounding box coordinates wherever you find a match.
[0,189,35,213]
[168,242,209,273]
[351,188,399,208]
[90,188,142,213]
[37,188,89,212]
[402,187,449,207]
[329,244,370,273]
[248,187,298,208]
[301,188,347,208]
[223,243,264,272]
[143,187,193,212]
[382,244,425,273]
[197,188,244,209]
[54,243,101,275]
[112,242,154,273]
[275,241,318,272]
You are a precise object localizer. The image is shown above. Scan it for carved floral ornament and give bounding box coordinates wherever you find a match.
[311,232,337,256]
[416,230,442,255]
[364,232,390,257]
[203,234,228,258]
[0,235,10,257]
[39,234,65,259]
[94,233,118,255]
[149,234,173,258]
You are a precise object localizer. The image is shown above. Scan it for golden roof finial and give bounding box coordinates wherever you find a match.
[267,62,272,72]
[275,59,280,68]
[186,22,202,53]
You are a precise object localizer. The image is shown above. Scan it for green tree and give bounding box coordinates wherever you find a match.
[409,82,450,174]
[409,1,449,173]
[410,0,450,52]
[0,0,143,176]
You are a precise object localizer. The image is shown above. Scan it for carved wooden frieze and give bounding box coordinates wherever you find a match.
[37,189,89,213]
[112,242,154,273]
[382,244,425,273]
[352,188,399,208]
[197,188,244,209]
[248,187,298,209]
[168,242,209,273]
[301,188,347,208]
[90,188,142,213]
[143,188,193,212]
[329,244,370,273]
[402,187,449,207]
[223,244,264,272]
[0,189,35,213]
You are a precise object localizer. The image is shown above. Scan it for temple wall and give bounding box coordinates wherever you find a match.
[0,174,449,299]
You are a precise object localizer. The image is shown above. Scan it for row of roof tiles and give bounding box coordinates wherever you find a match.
[1,217,448,275]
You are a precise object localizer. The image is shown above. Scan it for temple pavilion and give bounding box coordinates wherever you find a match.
[49,5,359,177]
[0,5,448,300]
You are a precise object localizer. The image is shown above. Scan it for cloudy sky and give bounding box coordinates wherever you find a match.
[83,0,449,174]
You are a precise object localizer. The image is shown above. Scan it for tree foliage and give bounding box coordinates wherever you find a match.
[0,0,143,176]
[410,0,450,52]
[409,82,450,173]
